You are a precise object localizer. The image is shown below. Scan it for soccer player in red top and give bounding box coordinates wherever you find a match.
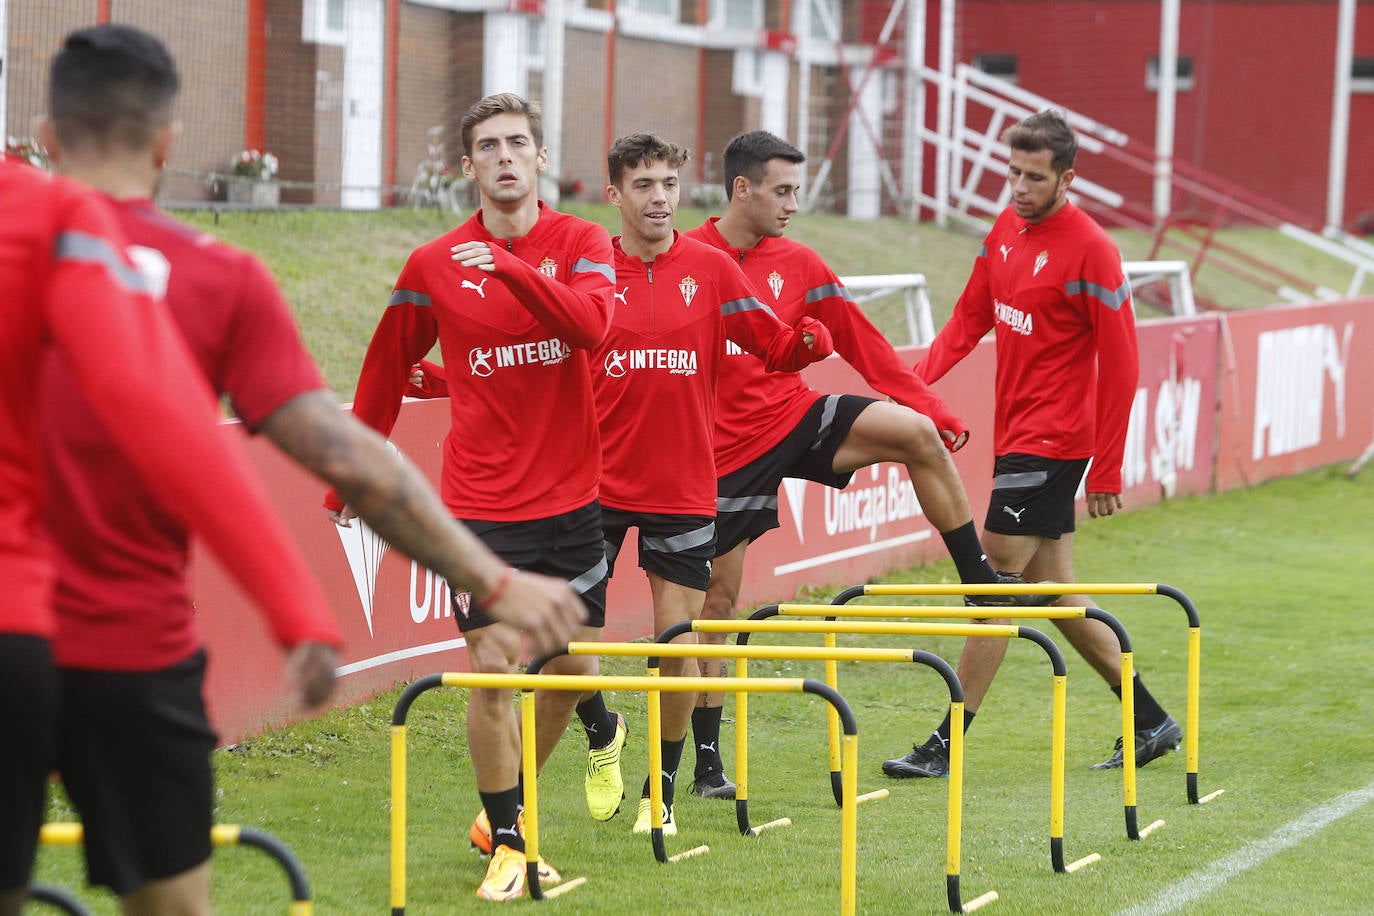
[885,110,1178,778]
[327,93,615,900]
[35,27,584,915]
[683,130,1037,797]
[591,133,832,834]
[0,146,339,916]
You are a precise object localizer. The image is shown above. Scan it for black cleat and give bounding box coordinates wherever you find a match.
[882,742,949,778]
[690,768,736,799]
[965,572,1055,608]
[1091,715,1183,769]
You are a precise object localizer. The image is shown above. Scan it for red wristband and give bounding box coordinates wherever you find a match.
[478,565,514,607]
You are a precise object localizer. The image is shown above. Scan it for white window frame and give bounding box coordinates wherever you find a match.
[708,0,762,31]
[303,0,347,47]
[1146,54,1195,91]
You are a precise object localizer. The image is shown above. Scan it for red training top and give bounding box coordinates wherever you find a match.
[0,160,338,651]
[685,218,965,476]
[39,198,332,670]
[917,201,1138,494]
[327,203,614,521]
[594,232,833,514]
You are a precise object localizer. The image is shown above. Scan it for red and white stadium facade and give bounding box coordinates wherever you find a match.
[195,298,1373,743]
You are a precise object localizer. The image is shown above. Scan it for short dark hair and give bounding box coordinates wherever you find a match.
[722,130,804,200]
[48,24,179,153]
[460,92,542,158]
[606,133,689,187]
[1002,110,1078,174]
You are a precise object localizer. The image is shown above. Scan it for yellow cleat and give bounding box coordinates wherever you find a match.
[632,796,677,836]
[469,810,562,885]
[585,712,628,821]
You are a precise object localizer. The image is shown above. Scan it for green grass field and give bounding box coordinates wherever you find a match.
[35,464,1374,914]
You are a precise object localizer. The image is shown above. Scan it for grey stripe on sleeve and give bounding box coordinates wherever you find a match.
[573,256,615,284]
[389,288,432,307]
[720,295,778,319]
[54,232,153,293]
[1066,277,1131,311]
[804,281,854,305]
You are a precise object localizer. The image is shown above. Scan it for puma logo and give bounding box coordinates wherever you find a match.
[698,741,717,753]
[664,771,675,783]
[614,286,628,305]
[462,277,489,298]
[494,826,519,839]
[1002,505,1027,523]
[999,244,1013,262]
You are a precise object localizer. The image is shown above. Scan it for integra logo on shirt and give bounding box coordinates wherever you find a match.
[603,348,699,378]
[993,297,1034,336]
[468,338,573,377]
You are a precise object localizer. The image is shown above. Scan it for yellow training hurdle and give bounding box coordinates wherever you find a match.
[529,641,973,911]
[38,822,313,915]
[663,618,1075,912]
[389,673,859,915]
[834,582,1214,806]
[762,601,1154,844]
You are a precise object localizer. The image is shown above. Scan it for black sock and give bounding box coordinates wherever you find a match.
[692,705,724,773]
[1112,674,1169,731]
[640,737,687,808]
[576,692,617,750]
[478,786,524,852]
[929,708,977,749]
[940,521,998,584]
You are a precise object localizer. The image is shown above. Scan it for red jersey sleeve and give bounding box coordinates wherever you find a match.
[1082,250,1138,494]
[717,256,833,371]
[219,251,327,429]
[488,222,614,349]
[405,358,449,399]
[917,244,995,385]
[326,256,440,511]
[45,195,338,650]
[806,261,967,441]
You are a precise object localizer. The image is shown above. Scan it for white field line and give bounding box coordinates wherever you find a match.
[1116,780,1374,915]
[334,637,467,676]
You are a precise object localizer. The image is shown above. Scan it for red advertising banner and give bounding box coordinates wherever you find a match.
[1214,299,1374,491]
[193,302,1361,743]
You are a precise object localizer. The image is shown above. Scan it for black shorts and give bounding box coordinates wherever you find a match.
[601,508,716,592]
[983,453,1091,539]
[715,394,877,556]
[0,635,56,894]
[56,650,217,895]
[452,500,608,632]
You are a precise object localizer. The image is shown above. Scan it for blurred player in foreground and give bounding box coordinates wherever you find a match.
[0,138,335,916]
[36,26,584,915]
[329,92,615,900]
[885,110,1177,779]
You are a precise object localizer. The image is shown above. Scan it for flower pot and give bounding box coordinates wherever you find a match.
[228,178,280,207]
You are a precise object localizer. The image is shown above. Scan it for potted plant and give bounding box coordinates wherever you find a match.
[227,148,280,207]
[5,136,51,171]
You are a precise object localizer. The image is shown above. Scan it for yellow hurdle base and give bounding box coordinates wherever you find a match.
[541,876,587,899]
[1198,788,1227,804]
[1137,819,1166,839]
[749,817,793,835]
[667,845,712,863]
[1065,852,1102,873]
[855,788,890,805]
[963,890,1000,911]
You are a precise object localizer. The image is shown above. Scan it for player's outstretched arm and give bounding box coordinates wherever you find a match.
[268,391,586,652]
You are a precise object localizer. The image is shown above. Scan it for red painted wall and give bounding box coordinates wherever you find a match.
[947,0,1374,228]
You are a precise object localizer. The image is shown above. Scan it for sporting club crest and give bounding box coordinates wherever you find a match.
[767,270,784,299]
[679,274,699,307]
[538,256,558,279]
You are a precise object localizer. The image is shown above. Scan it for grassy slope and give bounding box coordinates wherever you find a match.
[176,204,1374,401]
